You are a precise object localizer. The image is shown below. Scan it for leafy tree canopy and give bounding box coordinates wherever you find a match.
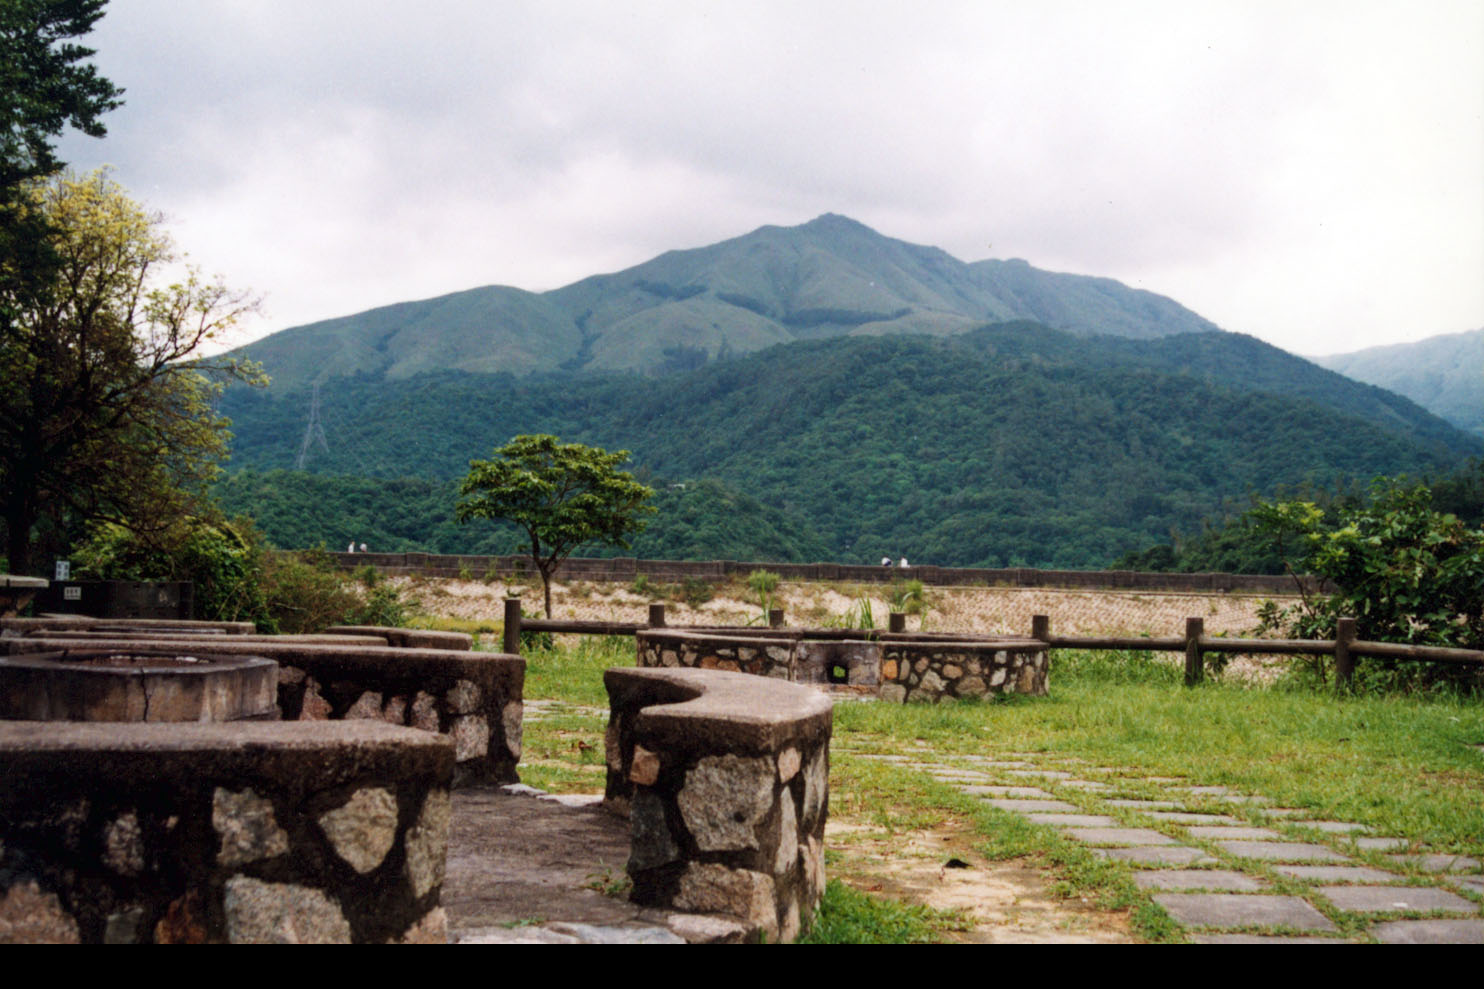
[1,0,124,332]
[0,169,263,573]
[0,0,122,186]
[456,435,654,616]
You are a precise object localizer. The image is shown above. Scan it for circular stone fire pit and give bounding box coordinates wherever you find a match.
[0,649,279,723]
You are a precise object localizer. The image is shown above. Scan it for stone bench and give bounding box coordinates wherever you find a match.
[3,637,524,785]
[0,720,452,943]
[604,667,832,943]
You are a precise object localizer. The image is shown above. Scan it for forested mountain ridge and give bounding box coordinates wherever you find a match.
[1315,328,1484,438]
[219,324,1482,568]
[228,214,1222,394]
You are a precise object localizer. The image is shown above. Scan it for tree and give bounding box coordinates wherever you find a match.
[455,434,655,617]
[1,1,124,332]
[1254,478,1484,689]
[0,169,263,573]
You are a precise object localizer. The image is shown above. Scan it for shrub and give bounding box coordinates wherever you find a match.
[675,577,713,608]
[73,516,270,625]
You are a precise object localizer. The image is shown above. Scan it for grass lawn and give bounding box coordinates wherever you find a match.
[512,637,1484,942]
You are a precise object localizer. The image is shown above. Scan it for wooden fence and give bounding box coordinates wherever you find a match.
[497,601,1484,690]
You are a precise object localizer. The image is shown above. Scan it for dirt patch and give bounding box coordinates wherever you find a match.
[826,814,1134,943]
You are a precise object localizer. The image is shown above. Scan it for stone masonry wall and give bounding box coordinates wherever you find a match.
[878,641,1048,703]
[0,721,453,943]
[636,630,794,679]
[603,667,832,943]
[636,630,1047,703]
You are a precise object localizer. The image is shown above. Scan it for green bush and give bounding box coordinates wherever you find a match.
[73,516,270,625]
[675,576,713,608]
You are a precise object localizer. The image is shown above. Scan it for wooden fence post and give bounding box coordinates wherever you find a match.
[503,597,522,655]
[1334,617,1356,689]
[1031,614,1050,643]
[1184,617,1204,686]
[888,612,906,633]
[769,608,784,628]
[648,602,667,628]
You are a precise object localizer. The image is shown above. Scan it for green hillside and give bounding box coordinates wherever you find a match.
[230,214,1222,393]
[1316,328,1484,438]
[218,324,1480,568]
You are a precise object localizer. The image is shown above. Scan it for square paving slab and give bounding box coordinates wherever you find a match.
[1025,814,1120,827]
[1058,781,1114,791]
[1065,827,1178,846]
[1449,876,1484,896]
[1144,812,1241,825]
[982,799,1080,813]
[1386,854,1481,873]
[1349,837,1409,852]
[1371,919,1484,944]
[1274,865,1404,884]
[1094,846,1216,866]
[1294,821,1369,834]
[1133,870,1266,892]
[1191,934,1346,944]
[1217,841,1350,863]
[1187,826,1282,840]
[1153,893,1338,932]
[1104,799,1183,810]
[1170,786,1231,796]
[1006,769,1073,779]
[1319,885,1478,914]
[960,785,1051,798]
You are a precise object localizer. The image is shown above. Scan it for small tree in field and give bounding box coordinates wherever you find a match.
[455,435,654,618]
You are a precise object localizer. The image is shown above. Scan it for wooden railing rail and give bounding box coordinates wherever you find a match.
[493,600,1482,690]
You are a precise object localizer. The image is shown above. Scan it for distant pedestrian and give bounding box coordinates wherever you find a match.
[898,557,909,568]
[881,556,892,567]
[359,543,368,552]
[347,541,355,553]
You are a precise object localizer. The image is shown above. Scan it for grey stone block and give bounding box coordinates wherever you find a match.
[1065,827,1177,846]
[982,799,1080,813]
[1186,826,1282,840]
[1133,870,1266,892]
[1192,934,1346,944]
[1274,866,1403,884]
[1153,893,1338,932]
[1349,837,1409,852]
[1094,846,1216,866]
[1371,919,1484,944]
[1144,812,1241,825]
[1218,841,1350,862]
[1025,814,1119,827]
[1318,885,1477,914]
[959,785,1051,798]
[1104,799,1181,810]
[1295,821,1369,834]
[1385,854,1481,873]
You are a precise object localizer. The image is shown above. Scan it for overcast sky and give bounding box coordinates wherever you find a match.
[56,0,1484,357]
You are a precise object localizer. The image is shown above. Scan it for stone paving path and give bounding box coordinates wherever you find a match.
[858,750,1484,943]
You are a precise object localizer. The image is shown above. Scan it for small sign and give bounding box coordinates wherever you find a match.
[54,560,70,581]
[64,586,81,601]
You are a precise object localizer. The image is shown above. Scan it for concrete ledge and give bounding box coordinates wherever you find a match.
[2,616,256,635]
[603,667,831,943]
[0,721,453,943]
[326,626,473,651]
[0,650,278,722]
[5,638,524,786]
